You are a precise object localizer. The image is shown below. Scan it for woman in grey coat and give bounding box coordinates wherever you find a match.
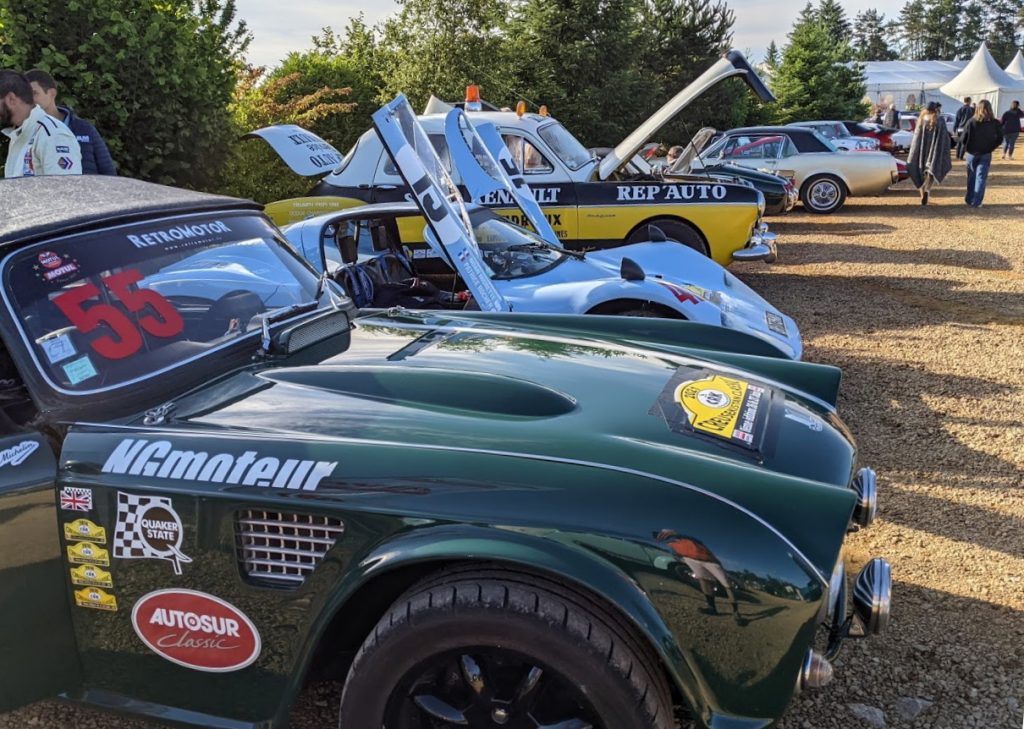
[907,102,952,205]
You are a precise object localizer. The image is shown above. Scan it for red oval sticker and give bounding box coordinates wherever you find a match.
[131,589,261,672]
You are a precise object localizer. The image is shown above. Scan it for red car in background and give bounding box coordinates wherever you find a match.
[843,121,898,153]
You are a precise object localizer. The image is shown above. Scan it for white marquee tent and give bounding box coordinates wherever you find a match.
[1006,50,1024,80]
[861,59,966,109]
[940,43,1024,114]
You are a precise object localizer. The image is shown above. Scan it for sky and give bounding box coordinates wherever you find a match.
[235,0,887,70]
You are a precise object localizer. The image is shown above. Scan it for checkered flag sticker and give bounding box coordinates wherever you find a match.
[114,491,192,575]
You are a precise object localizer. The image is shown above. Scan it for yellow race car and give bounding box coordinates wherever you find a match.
[252,51,778,265]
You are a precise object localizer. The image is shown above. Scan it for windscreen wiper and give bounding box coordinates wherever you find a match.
[507,242,585,259]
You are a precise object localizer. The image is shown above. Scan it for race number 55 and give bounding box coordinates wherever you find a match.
[53,269,183,360]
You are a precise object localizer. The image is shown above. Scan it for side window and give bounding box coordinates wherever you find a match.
[780,137,799,158]
[502,134,553,174]
[381,135,453,177]
[725,136,764,159]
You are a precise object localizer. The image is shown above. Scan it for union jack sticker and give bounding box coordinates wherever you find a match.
[60,486,93,512]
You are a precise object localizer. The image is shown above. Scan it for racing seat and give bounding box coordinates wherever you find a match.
[333,233,376,308]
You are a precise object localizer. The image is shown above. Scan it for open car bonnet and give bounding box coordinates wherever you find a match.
[598,50,775,181]
[243,124,346,176]
[668,127,718,175]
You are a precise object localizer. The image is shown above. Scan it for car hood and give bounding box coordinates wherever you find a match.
[667,127,717,175]
[600,51,774,180]
[189,312,849,493]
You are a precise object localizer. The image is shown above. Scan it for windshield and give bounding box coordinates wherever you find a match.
[812,130,839,152]
[471,212,568,279]
[537,122,593,170]
[4,212,321,394]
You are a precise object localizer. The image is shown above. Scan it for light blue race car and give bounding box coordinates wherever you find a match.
[282,96,803,359]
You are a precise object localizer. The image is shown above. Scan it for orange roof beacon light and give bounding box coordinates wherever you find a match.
[465,84,482,112]
[538,105,549,117]
[516,100,527,117]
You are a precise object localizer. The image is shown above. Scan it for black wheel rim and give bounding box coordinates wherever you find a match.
[384,647,600,729]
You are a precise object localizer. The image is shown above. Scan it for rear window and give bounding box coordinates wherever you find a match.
[3,213,319,394]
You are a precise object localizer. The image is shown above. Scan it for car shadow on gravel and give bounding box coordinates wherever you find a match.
[740,271,1024,330]
[779,582,1023,729]
[772,221,898,237]
[767,244,1013,271]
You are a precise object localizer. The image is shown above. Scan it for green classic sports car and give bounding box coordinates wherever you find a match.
[0,176,890,729]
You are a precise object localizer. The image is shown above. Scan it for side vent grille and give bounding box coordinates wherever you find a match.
[235,510,344,588]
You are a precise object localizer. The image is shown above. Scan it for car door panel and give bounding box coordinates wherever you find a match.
[0,432,81,710]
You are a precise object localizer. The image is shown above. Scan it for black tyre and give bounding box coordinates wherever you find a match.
[338,566,674,729]
[627,219,707,256]
[800,175,846,214]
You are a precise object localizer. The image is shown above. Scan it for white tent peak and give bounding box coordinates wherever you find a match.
[1006,50,1024,80]
[940,43,1024,113]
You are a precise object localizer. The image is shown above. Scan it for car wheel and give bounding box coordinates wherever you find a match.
[627,219,707,256]
[337,567,674,729]
[800,175,846,214]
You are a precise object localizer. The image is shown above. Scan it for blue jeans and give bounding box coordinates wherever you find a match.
[1004,132,1019,157]
[965,153,992,207]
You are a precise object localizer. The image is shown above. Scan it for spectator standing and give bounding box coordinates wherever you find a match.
[25,70,116,175]
[882,105,898,129]
[0,69,81,178]
[906,102,952,206]
[954,96,974,160]
[961,99,1003,208]
[999,100,1022,160]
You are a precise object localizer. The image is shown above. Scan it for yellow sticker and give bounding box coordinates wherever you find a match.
[74,587,117,611]
[70,563,113,588]
[676,374,766,446]
[67,541,109,566]
[64,518,107,544]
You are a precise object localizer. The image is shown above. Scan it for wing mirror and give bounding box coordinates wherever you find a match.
[620,257,645,281]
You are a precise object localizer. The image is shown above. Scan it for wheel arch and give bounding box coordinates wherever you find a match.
[624,215,710,256]
[799,170,851,196]
[286,527,705,723]
[585,298,686,319]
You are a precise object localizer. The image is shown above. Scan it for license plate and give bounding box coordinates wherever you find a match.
[765,311,788,336]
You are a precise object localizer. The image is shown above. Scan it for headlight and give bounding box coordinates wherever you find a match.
[851,467,878,527]
[850,558,892,636]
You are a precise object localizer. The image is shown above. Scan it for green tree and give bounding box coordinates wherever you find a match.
[986,0,1021,64]
[0,0,249,187]
[815,0,852,46]
[772,10,868,122]
[219,67,355,202]
[504,0,648,146]
[636,0,747,141]
[852,9,897,60]
[270,28,379,152]
[898,0,928,59]
[375,0,517,110]
[764,40,781,69]
[958,2,989,58]
[921,0,961,59]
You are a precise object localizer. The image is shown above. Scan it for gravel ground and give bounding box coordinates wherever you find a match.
[4,157,1022,728]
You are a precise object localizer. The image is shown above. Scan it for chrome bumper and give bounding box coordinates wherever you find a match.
[732,223,778,263]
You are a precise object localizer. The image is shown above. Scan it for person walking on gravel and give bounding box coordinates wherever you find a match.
[907,102,951,206]
[954,97,974,160]
[999,100,1022,160]
[961,99,1003,208]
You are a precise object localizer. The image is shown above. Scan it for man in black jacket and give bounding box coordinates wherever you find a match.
[25,70,116,175]
[954,97,974,160]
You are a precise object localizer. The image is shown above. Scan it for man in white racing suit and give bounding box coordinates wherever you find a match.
[1,70,81,178]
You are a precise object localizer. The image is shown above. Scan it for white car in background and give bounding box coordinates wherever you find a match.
[787,121,879,151]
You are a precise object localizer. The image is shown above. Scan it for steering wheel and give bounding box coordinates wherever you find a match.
[196,290,266,341]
